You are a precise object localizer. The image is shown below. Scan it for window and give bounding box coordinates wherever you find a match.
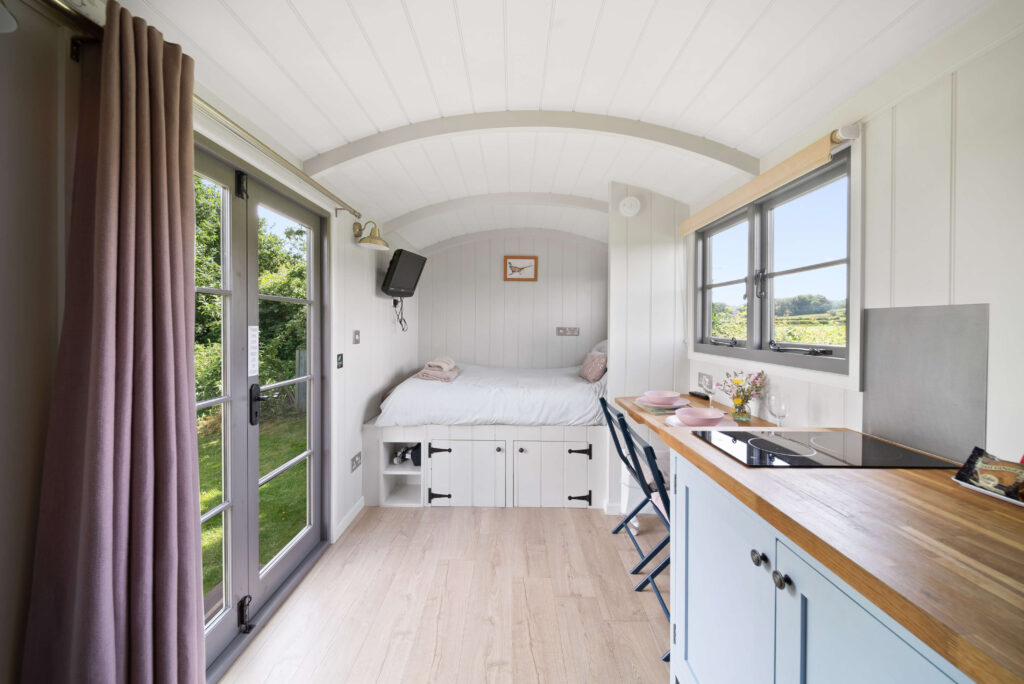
[695,150,850,373]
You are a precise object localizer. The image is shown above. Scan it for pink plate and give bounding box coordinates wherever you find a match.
[636,396,690,410]
[666,415,737,429]
[642,390,682,405]
[675,407,725,427]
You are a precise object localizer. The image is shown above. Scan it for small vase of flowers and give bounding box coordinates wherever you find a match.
[716,370,766,423]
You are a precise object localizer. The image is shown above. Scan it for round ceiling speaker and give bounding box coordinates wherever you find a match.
[618,196,641,218]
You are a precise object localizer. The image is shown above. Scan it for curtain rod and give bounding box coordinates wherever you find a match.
[45,0,362,219]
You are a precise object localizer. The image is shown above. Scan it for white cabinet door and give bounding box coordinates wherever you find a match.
[774,542,954,684]
[563,441,591,508]
[427,440,469,506]
[679,462,776,683]
[540,441,565,507]
[513,441,542,507]
[429,440,505,507]
[513,441,591,508]
[471,440,506,507]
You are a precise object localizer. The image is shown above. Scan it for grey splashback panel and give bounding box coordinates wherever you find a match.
[863,304,988,464]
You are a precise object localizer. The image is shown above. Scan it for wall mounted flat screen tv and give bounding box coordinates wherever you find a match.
[381,249,427,298]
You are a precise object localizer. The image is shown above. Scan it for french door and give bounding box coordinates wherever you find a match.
[193,149,323,667]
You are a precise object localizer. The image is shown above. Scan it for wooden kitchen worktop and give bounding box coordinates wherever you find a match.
[617,396,1024,684]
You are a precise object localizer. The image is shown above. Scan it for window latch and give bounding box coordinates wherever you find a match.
[754,269,767,299]
[768,340,834,356]
[710,337,739,348]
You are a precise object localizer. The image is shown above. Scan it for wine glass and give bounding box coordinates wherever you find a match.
[767,393,789,429]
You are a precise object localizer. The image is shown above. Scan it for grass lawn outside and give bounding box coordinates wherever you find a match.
[198,404,309,601]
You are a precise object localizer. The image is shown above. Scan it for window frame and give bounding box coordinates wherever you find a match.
[693,149,852,374]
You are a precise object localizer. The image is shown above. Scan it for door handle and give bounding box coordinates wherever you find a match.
[249,383,281,425]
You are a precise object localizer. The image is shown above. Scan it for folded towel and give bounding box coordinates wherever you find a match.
[425,355,456,372]
[416,365,460,382]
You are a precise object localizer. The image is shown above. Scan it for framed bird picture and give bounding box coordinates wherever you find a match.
[504,255,538,282]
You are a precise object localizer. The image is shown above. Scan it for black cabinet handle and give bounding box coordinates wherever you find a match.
[772,570,793,590]
[495,446,502,453]
[518,447,525,453]
[750,550,769,567]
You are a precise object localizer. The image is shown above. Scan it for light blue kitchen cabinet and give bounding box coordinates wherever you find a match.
[670,453,969,684]
[773,541,954,683]
[671,456,776,684]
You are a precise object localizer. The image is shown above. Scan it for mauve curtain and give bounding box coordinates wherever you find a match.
[22,2,203,682]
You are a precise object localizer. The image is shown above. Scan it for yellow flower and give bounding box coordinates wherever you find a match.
[734,397,742,405]
[733,378,743,385]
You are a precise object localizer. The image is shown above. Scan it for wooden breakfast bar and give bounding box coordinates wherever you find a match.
[616,396,1024,684]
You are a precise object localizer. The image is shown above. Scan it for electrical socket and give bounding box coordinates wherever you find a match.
[698,372,714,394]
[556,326,580,336]
[350,452,361,472]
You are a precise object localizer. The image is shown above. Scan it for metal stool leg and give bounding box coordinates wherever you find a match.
[612,498,649,534]
[630,532,669,574]
[635,557,671,622]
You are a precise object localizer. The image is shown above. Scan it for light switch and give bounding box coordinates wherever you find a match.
[353,330,360,344]
[336,353,343,369]
[556,327,580,336]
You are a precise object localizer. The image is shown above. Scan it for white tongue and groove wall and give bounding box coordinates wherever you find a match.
[606,184,690,513]
[417,229,608,369]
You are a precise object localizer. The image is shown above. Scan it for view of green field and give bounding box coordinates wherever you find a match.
[712,294,847,347]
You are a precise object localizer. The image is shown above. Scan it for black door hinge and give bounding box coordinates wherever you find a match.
[428,443,452,458]
[428,488,451,504]
[567,490,592,506]
[568,444,593,460]
[235,170,249,200]
[238,595,254,634]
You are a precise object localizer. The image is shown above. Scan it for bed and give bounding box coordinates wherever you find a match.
[374,362,607,427]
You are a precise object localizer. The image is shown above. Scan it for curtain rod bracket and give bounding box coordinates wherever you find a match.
[69,36,98,62]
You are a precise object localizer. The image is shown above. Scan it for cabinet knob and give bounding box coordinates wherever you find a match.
[496,446,502,453]
[772,570,793,590]
[750,549,769,567]
[518,447,525,453]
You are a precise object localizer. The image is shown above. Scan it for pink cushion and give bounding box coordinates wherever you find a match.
[579,351,607,383]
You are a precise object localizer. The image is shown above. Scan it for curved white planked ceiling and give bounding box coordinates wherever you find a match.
[119,0,991,246]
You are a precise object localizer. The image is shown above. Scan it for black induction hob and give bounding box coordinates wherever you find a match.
[694,430,958,468]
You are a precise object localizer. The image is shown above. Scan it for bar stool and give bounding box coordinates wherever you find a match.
[599,398,669,575]
[617,414,672,662]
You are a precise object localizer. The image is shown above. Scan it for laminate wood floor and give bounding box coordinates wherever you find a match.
[221,507,671,683]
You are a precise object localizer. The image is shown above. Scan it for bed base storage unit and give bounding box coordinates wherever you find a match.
[426,440,505,507]
[363,424,607,509]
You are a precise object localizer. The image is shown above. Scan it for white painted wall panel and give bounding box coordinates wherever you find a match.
[862,113,894,309]
[951,33,1024,462]
[606,184,690,513]
[418,230,608,368]
[892,77,953,307]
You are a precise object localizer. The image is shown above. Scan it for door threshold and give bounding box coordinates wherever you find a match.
[206,540,329,683]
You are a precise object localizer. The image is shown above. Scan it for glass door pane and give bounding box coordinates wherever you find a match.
[246,182,321,612]
[194,150,252,669]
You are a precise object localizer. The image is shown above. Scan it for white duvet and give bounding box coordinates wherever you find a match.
[375,363,607,427]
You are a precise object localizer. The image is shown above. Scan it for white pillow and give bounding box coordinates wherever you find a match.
[591,339,608,354]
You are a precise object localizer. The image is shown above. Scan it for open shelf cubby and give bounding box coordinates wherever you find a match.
[382,479,422,507]
[381,441,422,506]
